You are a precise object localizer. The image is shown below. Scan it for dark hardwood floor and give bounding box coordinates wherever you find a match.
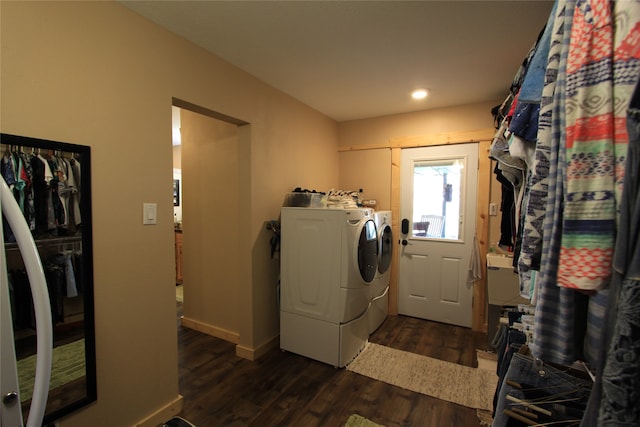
[175,300,491,427]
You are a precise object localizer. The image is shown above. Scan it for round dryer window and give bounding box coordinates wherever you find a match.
[378,224,393,274]
[358,219,378,283]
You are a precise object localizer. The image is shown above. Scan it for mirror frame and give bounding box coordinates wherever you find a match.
[0,133,96,424]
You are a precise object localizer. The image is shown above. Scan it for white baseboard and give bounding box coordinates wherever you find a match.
[180,316,240,344]
[235,335,279,361]
[180,317,279,362]
[134,394,183,427]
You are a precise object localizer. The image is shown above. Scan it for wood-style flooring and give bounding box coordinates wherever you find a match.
[175,300,491,427]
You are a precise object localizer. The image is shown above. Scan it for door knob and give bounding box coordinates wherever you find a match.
[3,391,18,405]
[401,239,408,246]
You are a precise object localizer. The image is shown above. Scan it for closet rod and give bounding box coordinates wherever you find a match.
[4,235,82,252]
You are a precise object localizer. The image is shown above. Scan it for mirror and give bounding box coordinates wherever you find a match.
[0,133,96,424]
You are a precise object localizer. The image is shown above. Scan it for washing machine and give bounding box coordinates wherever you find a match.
[369,210,392,334]
[280,207,378,367]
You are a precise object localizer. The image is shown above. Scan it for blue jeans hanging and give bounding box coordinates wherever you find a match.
[493,352,592,426]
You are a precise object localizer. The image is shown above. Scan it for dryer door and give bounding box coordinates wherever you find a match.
[378,224,393,275]
[358,219,378,283]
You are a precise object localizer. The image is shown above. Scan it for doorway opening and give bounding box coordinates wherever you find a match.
[172,106,183,309]
[169,98,251,405]
[170,99,249,311]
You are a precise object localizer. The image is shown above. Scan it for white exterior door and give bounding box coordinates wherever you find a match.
[398,144,478,328]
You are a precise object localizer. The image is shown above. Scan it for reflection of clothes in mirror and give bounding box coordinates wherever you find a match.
[0,149,82,241]
[7,250,82,331]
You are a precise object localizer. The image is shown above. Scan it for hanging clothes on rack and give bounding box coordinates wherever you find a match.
[490,22,549,269]
[533,0,599,366]
[597,73,640,426]
[489,35,538,257]
[490,2,640,426]
[528,0,640,366]
[493,350,593,427]
[513,0,557,300]
[558,0,640,292]
[494,163,517,252]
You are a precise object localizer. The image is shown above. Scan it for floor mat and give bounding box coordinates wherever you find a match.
[346,343,498,411]
[18,339,85,402]
[343,414,385,427]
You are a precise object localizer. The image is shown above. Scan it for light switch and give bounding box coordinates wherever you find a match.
[489,203,498,216]
[143,203,157,225]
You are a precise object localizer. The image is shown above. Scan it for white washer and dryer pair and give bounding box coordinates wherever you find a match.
[280,207,378,367]
[369,210,392,334]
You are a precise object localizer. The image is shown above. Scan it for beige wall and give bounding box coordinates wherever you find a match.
[337,101,499,215]
[339,149,393,210]
[180,110,241,335]
[173,145,182,169]
[1,1,338,426]
[338,101,499,148]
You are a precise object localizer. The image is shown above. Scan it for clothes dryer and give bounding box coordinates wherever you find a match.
[280,207,377,367]
[369,210,393,334]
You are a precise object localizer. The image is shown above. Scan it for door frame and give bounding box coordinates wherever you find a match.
[389,130,494,331]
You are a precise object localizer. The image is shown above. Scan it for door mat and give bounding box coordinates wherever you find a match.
[18,338,85,402]
[344,414,385,427]
[346,343,498,411]
[475,349,498,425]
[176,284,184,303]
[476,349,498,372]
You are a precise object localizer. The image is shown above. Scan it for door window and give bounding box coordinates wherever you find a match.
[411,158,466,241]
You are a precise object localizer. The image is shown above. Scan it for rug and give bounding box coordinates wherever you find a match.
[475,350,499,426]
[346,343,498,411]
[343,414,385,427]
[476,349,498,372]
[176,284,184,302]
[17,339,86,402]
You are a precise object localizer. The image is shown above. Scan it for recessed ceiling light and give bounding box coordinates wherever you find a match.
[411,89,428,100]
[412,89,428,99]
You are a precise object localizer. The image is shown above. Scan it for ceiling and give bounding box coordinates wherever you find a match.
[120,1,554,123]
